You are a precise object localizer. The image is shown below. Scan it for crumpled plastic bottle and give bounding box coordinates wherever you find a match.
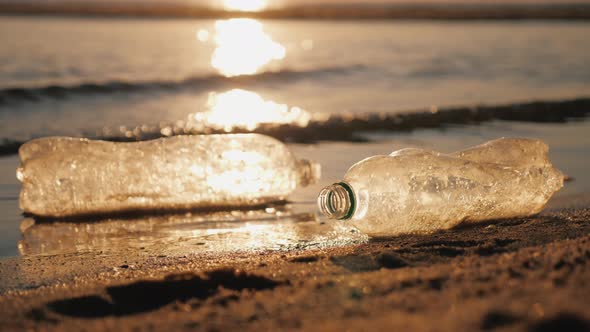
[18,134,320,217]
[318,138,564,236]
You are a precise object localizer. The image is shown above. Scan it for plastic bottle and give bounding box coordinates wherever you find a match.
[318,138,564,236]
[18,134,320,217]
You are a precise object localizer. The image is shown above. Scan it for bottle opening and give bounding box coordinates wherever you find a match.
[317,182,355,220]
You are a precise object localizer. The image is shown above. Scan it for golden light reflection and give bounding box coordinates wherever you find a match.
[223,0,268,12]
[209,19,285,77]
[18,209,368,257]
[189,89,310,131]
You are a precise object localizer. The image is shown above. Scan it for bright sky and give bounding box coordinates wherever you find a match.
[286,0,589,2]
[242,0,590,5]
[11,0,590,6]
[214,0,590,11]
[102,0,590,6]
[6,0,589,10]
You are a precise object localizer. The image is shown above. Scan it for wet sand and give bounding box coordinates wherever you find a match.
[1,195,590,331]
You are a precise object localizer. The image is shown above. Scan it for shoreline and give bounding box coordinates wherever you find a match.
[1,96,589,156]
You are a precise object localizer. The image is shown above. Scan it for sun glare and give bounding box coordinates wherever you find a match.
[209,19,285,77]
[223,0,268,12]
[188,89,310,131]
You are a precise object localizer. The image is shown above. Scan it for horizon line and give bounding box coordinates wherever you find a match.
[1,2,590,20]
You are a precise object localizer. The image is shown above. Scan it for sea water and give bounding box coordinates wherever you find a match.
[1,16,590,142]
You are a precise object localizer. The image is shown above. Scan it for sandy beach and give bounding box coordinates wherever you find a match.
[1,194,589,331]
[1,7,590,331]
[1,108,589,331]
[1,129,590,330]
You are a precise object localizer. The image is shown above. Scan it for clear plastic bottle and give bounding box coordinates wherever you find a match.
[318,138,564,237]
[18,134,320,217]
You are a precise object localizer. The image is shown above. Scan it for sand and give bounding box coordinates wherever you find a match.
[0,195,589,331]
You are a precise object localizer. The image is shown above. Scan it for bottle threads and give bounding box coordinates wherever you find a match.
[317,182,355,220]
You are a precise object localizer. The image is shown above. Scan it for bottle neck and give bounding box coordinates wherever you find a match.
[317,182,355,220]
[296,159,321,187]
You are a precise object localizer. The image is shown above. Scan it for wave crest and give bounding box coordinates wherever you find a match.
[0,65,365,105]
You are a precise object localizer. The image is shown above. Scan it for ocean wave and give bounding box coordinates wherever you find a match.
[2,97,589,156]
[0,65,365,105]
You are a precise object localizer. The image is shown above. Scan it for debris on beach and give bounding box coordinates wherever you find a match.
[17,134,320,218]
[318,138,564,236]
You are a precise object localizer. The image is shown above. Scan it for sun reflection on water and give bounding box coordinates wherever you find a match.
[207,18,286,77]
[17,209,368,256]
[189,89,310,131]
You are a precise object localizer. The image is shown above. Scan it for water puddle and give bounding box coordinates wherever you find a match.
[18,204,368,257]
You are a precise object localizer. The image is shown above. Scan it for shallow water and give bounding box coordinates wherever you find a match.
[17,209,369,257]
